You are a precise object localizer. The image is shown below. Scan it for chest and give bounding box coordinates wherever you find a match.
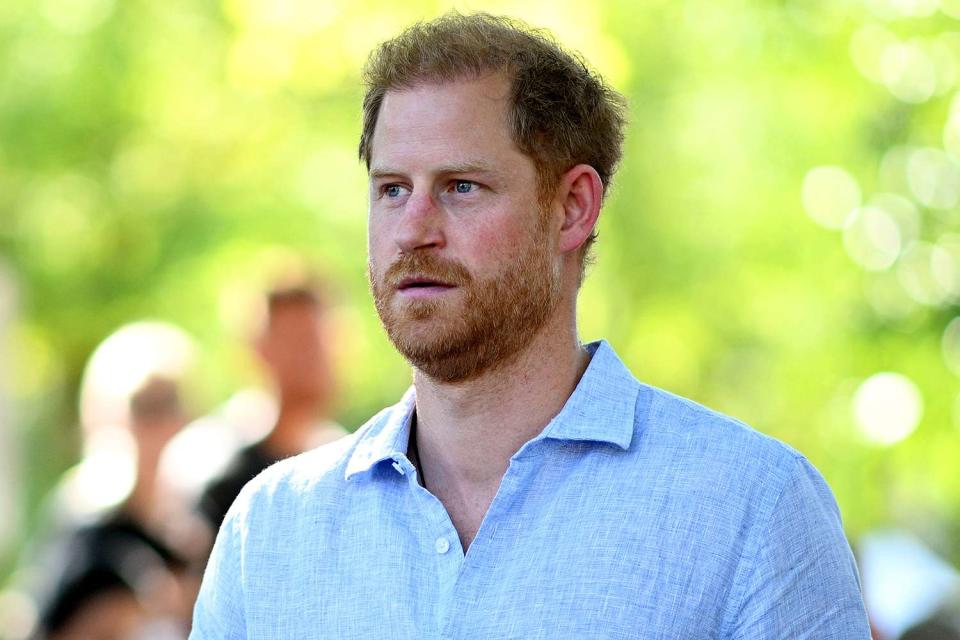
[429,479,498,551]
[240,451,746,639]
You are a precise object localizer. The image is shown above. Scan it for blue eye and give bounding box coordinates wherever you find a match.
[454,180,474,194]
[385,185,403,198]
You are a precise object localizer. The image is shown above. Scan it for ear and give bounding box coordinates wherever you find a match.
[555,164,603,255]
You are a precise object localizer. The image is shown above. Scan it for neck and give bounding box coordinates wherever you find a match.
[262,401,320,457]
[411,304,589,490]
[124,450,158,526]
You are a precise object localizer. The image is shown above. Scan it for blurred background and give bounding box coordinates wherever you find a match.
[1,0,959,637]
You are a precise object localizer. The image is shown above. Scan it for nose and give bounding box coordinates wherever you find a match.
[395,190,445,253]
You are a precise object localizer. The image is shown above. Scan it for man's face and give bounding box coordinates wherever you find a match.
[258,303,334,406]
[367,74,562,383]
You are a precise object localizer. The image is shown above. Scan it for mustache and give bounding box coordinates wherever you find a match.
[383,253,473,287]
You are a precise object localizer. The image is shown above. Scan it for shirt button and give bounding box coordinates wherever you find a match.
[435,537,450,554]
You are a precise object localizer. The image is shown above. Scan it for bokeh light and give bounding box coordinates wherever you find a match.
[843,206,902,270]
[930,33,960,96]
[897,242,949,306]
[943,0,960,17]
[39,0,115,35]
[853,372,924,445]
[880,41,937,104]
[931,239,960,301]
[943,317,960,376]
[802,166,861,230]
[907,147,960,210]
[891,0,941,17]
[865,272,918,320]
[878,146,915,194]
[942,95,960,160]
[850,24,897,82]
[870,193,921,246]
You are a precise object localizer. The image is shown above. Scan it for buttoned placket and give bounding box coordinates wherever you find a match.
[389,453,464,636]
[441,454,536,639]
[383,422,561,640]
[409,438,548,640]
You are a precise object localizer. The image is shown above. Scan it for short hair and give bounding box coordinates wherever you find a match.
[129,376,182,423]
[358,12,627,271]
[266,285,321,314]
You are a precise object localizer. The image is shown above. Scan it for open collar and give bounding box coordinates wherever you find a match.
[344,387,415,481]
[536,340,638,450]
[343,340,640,481]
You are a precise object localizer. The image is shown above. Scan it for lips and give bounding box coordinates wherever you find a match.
[396,276,457,291]
[380,254,472,298]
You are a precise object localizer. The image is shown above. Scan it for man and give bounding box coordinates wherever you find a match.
[34,378,193,640]
[31,328,198,639]
[191,13,870,638]
[196,283,345,533]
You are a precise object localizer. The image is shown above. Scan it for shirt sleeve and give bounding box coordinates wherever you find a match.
[725,456,872,639]
[189,505,247,639]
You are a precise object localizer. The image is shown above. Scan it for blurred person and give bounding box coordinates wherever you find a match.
[901,616,960,640]
[900,591,960,639]
[191,12,870,638]
[859,530,960,640]
[23,324,199,640]
[195,283,345,534]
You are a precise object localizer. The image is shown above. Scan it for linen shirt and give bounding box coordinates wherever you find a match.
[190,340,870,639]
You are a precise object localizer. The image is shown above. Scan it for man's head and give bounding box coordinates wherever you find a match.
[128,375,188,462]
[255,285,335,410]
[362,14,626,383]
[359,12,627,273]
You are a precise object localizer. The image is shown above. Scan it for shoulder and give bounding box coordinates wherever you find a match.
[235,429,360,510]
[637,383,804,478]
[625,383,838,530]
[224,407,390,523]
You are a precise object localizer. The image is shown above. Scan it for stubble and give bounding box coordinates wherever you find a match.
[369,225,561,383]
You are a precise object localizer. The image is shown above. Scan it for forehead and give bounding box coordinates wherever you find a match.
[369,75,522,172]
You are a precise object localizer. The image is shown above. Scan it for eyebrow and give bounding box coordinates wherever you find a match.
[369,162,500,180]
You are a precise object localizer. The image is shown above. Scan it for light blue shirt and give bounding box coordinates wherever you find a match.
[190,340,870,639]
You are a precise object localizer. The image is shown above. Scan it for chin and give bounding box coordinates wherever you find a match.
[388,317,452,351]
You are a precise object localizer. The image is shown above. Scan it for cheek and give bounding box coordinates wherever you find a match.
[465,214,537,263]
[367,221,393,262]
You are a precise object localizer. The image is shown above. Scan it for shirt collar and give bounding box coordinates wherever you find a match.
[344,340,640,480]
[536,339,638,451]
[344,387,415,481]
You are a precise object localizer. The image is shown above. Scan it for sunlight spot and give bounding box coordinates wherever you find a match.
[878,146,915,194]
[942,317,960,376]
[853,372,923,446]
[802,166,861,229]
[942,0,960,17]
[869,193,921,246]
[843,206,902,270]
[881,41,937,103]
[898,242,949,306]
[851,25,897,82]
[40,0,114,34]
[908,147,960,209]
